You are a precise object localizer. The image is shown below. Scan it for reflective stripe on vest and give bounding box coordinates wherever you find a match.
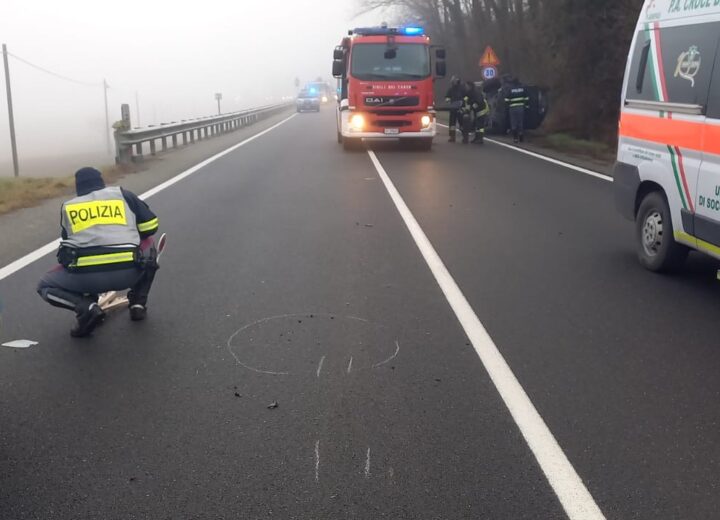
[61,186,140,250]
[71,251,136,268]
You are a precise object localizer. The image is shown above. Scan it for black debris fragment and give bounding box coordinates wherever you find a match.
[267,401,279,409]
[234,392,241,398]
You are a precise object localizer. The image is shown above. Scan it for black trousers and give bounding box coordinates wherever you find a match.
[448,111,458,135]
[38,262,156,312]
[509,106,526,136]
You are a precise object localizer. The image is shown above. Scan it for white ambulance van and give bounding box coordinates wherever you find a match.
[614,0,720,272]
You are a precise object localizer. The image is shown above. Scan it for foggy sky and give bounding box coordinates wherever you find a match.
[0,0,383,170]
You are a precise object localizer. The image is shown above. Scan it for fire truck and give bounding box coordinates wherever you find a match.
[332,25,446,151]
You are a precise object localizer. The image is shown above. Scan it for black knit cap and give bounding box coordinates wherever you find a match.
[75,167,105,196]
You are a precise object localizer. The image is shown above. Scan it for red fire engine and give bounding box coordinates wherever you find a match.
[332,25,446,151]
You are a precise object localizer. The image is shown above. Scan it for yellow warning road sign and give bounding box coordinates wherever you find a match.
[479,46,500,67]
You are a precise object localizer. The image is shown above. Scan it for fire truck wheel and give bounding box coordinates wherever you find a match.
[337,131,342,144]
[410,138,433,151]
[342,137,363,151]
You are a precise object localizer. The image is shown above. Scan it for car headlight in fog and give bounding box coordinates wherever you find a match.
[350,114,365,131]
[421,115,432,127]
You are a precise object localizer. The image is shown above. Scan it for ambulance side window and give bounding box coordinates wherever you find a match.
[626,30,655,102]
[707,40,720,120]
[656,22,718,107]
[626,23,719,108]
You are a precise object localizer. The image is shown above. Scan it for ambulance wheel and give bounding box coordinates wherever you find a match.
[342,137,362,151]
[635,191,688,273]
[337,130,342,144]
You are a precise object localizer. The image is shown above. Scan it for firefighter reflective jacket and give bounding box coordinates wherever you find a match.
[59,186,158,270]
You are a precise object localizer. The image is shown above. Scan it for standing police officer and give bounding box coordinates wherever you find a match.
[37,167,160,337]
[444,76,464,142]
[505,77,530,143]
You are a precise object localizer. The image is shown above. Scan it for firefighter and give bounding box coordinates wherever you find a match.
[505,77,530,143]
[459,81,489,144]
[444,76,464,142]
[37,167,160,337]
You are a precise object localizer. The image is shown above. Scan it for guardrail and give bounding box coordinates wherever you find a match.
[113,102,292,164]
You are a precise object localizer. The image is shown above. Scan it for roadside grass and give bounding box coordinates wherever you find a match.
[536,132,615,162]
[0,164,138,216]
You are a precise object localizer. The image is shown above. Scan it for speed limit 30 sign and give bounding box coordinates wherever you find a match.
[482,66,498,80]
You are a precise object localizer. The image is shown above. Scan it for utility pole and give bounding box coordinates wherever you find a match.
[135,91,141,126]
[215,92,222,115]
[103,78,111,155]
[2,43,19,177]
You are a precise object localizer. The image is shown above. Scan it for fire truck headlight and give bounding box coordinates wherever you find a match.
[350,114,365,131]
[421,115,432,127]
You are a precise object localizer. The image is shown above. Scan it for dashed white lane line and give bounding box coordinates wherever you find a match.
[0,114,298,283]
[367,149,605,520]
[316,356,326,378]
[315,440,320,482]
[364,447,371,478]
[436,122,614,183]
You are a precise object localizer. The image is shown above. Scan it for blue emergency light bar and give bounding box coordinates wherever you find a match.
[351,26,425,37]
[403,26,424,35]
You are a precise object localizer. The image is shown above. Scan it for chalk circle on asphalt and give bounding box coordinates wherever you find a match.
[226,313,400,376]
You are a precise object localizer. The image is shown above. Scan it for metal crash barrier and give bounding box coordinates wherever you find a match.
[113,102,292,164]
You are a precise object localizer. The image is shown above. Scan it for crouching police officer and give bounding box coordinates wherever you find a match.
[37,167,160,337]
[444,76,464,142]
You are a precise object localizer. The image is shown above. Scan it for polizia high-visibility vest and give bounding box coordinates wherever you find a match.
[60,186,140,269]
[506,86,530,108]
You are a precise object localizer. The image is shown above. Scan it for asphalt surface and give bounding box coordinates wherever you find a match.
[1,108,720,519]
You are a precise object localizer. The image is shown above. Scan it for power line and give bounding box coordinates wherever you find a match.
[7,52,102,88]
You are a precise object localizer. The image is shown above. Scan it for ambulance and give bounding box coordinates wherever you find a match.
[614,0,720,272]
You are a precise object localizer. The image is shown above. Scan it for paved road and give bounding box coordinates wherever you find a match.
[1,109,719,519]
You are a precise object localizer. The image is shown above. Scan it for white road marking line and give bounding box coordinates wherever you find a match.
[364,447,371,478]
[316,356,326,378]
[315,440,320,482]
[436,123,613,183]
[367,150,605,520]
[0,114,298,283]
[347,356,353,374]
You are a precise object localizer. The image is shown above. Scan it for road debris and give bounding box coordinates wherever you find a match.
[267,401,279,409]
[1,339,38,349]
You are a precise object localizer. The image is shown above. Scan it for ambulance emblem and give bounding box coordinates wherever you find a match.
[674,46,701,87]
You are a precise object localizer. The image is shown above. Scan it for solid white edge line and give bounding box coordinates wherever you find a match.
[367,149,605,520]
[436,122,614,183]
[0,113,297,282]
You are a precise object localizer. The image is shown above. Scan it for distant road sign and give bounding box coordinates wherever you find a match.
[482,66,498,80]
[479,46,501,67]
